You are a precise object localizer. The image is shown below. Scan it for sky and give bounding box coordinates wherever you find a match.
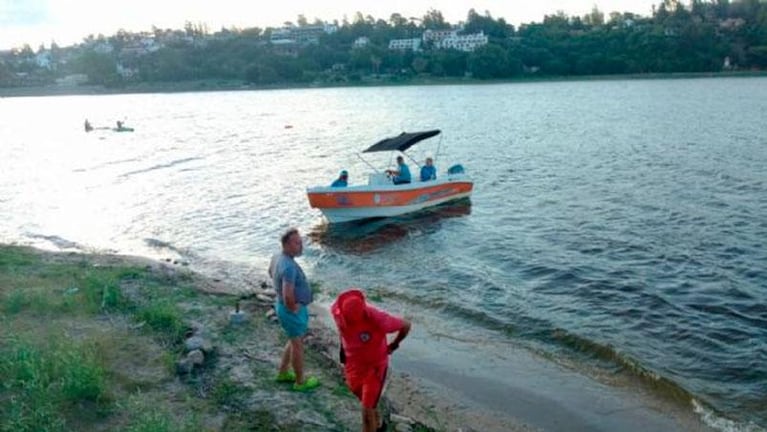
[0,0,659,50]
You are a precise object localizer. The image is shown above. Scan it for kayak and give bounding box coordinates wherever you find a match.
[113,127,134,132]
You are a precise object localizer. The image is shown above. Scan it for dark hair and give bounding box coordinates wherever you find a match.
[281,228,299,246]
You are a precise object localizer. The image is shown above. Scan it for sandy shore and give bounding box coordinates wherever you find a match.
[311,299,718,432]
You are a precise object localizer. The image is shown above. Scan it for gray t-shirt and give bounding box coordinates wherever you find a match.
[272,253,312,305]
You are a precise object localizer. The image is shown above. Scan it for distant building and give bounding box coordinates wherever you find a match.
[723,56,733,70]
[55,74,88,86]
[391,30,490,52]
[388,38,421,51]
[116,63,139,79]
[92,42,114,54]
[353,37,370,49]
[719,18,745,30]
[34,51,53,70]
[270,23,337,46]
[422,29,456,44]
[435,31,488,52]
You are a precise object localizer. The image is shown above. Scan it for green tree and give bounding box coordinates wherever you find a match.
[468,44,510,78]
[422,9,450,30]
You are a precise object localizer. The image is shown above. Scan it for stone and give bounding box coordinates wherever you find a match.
[187,349,205,366]
[185,335,204,351]
[175,358,193,375]
[391,414,415,425]
[185,335,213,353]
[256,293,273,303]
[394,423,413,432]
[229,310,247,325]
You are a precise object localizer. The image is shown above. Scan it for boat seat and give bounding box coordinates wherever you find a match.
[368,173,391,186]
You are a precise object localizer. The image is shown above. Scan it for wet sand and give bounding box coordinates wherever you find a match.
[315,303,715,432]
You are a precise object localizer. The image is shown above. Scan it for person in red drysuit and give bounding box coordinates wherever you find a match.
[331,289,411,432]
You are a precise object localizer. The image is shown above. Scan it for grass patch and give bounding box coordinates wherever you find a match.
[119,396,200,432]
[135,301,187,344]
[0,335,108,432]
[310,280,323,295]
[210,377,249,408]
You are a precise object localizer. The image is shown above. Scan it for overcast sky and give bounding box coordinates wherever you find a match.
[0,0,659,50]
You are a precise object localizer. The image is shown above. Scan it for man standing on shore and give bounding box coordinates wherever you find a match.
[331,289,411,432]
[271,227,320,392]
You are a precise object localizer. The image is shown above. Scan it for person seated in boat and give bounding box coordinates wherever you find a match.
[116,120,124,129]
[84,119,93,132]
[420,156,436,182]
[385,156,411,185]
[331,170,349,187]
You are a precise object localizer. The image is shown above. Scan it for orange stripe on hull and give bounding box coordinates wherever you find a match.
[307,182,473,209]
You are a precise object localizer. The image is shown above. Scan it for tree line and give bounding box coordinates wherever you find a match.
[1,0,766,88]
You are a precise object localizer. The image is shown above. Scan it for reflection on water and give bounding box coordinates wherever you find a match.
[308,198,471,254]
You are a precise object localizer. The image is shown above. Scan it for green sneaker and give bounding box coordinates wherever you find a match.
[291,376,320,392]
[276,371,296,383]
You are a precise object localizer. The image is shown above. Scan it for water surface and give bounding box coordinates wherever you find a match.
[1,77,765,430]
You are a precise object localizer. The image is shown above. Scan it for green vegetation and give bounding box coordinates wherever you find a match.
[1,0,766,91]
[0,247,197,432]
[0,245,441,432]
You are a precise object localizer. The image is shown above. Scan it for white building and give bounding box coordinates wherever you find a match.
[391,28,489,53]
[435,31,488,52]
[35,51,52,69]
[270,23,338,45]
[353,37,370,49]
[422,28,489,52]
[388,38,421,51]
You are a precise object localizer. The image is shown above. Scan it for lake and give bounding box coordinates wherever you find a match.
[1,77,765,430]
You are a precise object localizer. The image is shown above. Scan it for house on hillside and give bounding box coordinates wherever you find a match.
[434,31,488,52]
[388,38,421,51]
[270,23,337,46]
[353,37,370,49]
[390,28,488,53]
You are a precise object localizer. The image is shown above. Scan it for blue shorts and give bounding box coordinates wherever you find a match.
[275,302,309,338]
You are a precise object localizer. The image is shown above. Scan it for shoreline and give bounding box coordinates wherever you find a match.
[1,70,765,99]
[1,243,722,431]
[1,243,745,431]
[313,297,719,432]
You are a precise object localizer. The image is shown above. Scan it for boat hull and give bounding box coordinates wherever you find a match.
[307,176,473,223]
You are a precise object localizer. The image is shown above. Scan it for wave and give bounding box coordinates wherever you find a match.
[119,156,203,179]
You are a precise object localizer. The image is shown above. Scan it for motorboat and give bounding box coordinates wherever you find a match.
[306,130,473,223]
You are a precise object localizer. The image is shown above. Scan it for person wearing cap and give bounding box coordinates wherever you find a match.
[271,227,320,392]
[331,289,411,432]
[419,156,436,182]
[331,170,349,187]
[385,155,411,185]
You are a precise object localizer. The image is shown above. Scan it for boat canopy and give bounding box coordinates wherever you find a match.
[362,130,440,153]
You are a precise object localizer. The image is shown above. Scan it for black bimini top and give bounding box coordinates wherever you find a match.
[362,130,441,153]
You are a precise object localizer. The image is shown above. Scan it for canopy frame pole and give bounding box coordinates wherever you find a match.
[403,151,421,168]
[356,153,380,173]
[435,135,443,165]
